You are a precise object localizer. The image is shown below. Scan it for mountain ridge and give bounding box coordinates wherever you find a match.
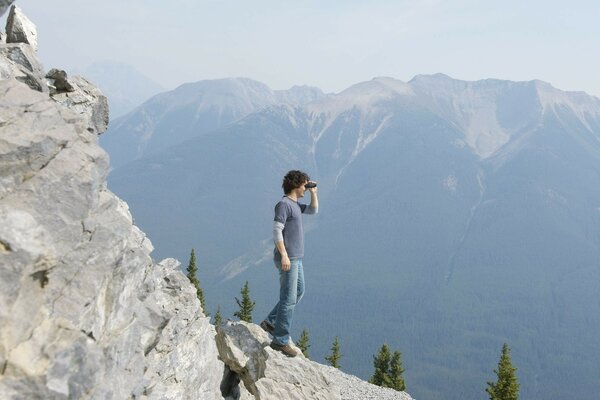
[101,77,326,168]
[107,72,600,400]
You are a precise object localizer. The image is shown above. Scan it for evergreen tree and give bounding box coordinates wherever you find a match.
[214,305,222,326]
[233,281,255,323]
[370,344,406,391]
[389,350,406,391]
[325,336,342,368]
[297,328,311,358]
[370,344,391,387]
[486,343,520,400]
[186,248,208,315]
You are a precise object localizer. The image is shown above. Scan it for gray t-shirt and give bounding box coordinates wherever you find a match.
[274,196,307,260]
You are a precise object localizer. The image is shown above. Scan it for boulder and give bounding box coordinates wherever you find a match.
[216,320,340,400]
[50,75,109,135]
[0,43,46,92]
[45,68,75,93]
[5,5,38,51]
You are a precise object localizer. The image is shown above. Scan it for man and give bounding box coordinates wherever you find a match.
[261,170,318,357]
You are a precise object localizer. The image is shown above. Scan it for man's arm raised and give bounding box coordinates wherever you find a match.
[305,181,319,214]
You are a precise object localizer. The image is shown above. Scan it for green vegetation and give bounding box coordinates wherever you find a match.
[297,328,310,358]
[486,343,519,400]
[370,343,391,386]
[233,281,255,323]
[370,344,406,391]
[214,305,222,326]
[185,248,207,315]
[325,336,342,368]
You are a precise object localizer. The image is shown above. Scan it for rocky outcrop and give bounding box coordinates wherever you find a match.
[216,321,414,400]
[5,5,37,50]
[0,6,224,399]
[216,321,340,400]
[50,74,110,135]
[0,5,108,133]
[0,43,46,92]
[0,77,224,399]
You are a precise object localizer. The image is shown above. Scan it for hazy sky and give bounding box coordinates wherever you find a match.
[5,0,600,96]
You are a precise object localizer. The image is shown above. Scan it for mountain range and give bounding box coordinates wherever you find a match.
[103,74,600,400]
[100,77,325,169]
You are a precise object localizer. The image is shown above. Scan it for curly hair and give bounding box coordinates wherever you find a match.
[282,170,310,194]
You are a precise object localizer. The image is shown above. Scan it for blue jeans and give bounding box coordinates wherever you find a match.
[266,258,305,345]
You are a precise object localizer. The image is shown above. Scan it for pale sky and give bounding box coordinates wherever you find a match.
[5,0,600,97]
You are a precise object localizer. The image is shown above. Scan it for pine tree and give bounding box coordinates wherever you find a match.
[370,344,406,391]
[370,344,391,387]
[297,328,311,358]
[486,343,520,400]
[325,336,342,368]
[186,248,208,315]
[233,281,255,323]
[214,305,222,326]
[389,350,406,391]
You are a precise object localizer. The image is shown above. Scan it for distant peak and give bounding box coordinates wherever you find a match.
[409,73,454,83]
[284,84,323,91]
[371,76,401,83]
[339,77,413,98]
[175,77,273,94]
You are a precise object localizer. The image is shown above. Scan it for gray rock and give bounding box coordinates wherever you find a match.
[46,68,75,93]
[215,321,414,400]
[323,368,414,400]
[50,75,109,135]
[0,43,46,92]
[216,320,341,400]
[5,5,38,51]
[0,0,14,18]
[0,78,224,399]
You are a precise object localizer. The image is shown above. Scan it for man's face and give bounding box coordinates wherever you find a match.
[294,181,308,198]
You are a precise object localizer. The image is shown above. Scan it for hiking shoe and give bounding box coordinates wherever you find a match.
[260,320,274,334]
[270,341,298,357]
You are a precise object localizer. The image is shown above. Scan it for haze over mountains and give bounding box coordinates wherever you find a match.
[73,61,165,118]
[104,74,600,400]
[101,78,325,169]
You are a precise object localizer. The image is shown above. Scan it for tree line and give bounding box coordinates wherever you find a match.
[185,248,519,399]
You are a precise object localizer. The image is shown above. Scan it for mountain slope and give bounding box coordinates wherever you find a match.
[101,78,325,169]
[107,75,600,400]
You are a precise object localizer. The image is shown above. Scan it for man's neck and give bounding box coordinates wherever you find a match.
[285,193,299,202]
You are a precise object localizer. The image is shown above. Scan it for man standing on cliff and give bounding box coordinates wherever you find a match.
[261,170,318,357]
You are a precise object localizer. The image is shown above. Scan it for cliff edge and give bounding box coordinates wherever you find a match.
[0,4,223,399]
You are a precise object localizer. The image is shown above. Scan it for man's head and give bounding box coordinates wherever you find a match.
[282,170,310,196]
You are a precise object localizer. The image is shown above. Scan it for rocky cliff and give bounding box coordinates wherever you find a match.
[0,5,413,400]
[0,5,223,399]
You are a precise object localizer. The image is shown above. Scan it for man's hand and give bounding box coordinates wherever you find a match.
[307,181,318,214]
[307,181,318,195]
[281,253,291,271]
